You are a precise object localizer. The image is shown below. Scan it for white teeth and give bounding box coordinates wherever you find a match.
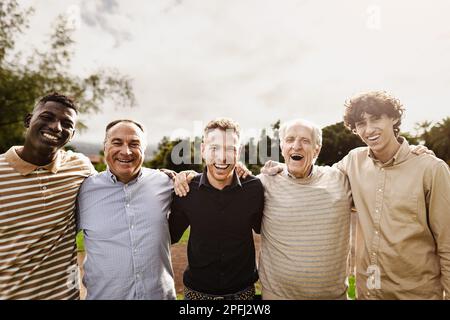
[43,133,58,140]
[214,164,229,169]
[368,135,380,141]
[117,159,132,163]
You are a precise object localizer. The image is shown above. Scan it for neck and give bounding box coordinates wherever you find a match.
[206,170,234,190]
[372,138,401,163]
[288,165,313,179]
[17,144,59,166]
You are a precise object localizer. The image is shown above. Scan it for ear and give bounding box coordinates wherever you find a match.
[70,129,76,140]
[24,114,32,128]
[201,142,206,159]
[314,144,322,159]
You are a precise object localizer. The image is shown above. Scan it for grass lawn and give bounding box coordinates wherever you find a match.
[76,231,84,252]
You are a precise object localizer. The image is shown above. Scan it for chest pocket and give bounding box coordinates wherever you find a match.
[387,193,418,223]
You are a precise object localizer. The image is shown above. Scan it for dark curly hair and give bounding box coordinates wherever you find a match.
[35,92,78,113]
[343,91,405,136]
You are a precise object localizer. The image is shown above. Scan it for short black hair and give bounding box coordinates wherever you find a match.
[35,92,78,113]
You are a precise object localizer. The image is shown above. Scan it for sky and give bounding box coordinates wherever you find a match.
[15,0,450,146]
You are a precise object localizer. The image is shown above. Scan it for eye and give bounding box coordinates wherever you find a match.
[285,137,294,143]
[40,114,52,120]
[62,122,74,129]
[302,139,311,144]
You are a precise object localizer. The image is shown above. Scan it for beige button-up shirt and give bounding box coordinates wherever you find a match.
[336,138,450,299]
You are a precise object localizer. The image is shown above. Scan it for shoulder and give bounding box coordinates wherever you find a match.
[60,150,96,174]
[142,168,173,187]
[80,171,108,190]
[240,174,264,193]
[315,165,346,179]
[414,154,449,174]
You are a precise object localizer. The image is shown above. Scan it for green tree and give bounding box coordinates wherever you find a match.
[0,0,135,152]
[318,122,365,166]
[422,117,450,165]
[146,136,203,172]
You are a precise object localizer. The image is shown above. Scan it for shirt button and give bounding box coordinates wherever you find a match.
[375,209,379,213]
[126,204,130,207]
[372,252,377,256]
[367,292,371,296]
[131,225,134,229]
[375,230,379,235]
[378,189,382,192]
[42,186,47,190]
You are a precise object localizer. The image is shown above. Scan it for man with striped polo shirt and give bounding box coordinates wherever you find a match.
[0,93,94,299]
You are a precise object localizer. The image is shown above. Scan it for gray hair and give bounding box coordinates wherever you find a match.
[279,119,322,148]
[103,119,147,149]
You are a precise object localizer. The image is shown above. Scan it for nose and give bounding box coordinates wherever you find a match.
[48,121,62,133]
[292,139,302,150]
[216,149,226,163]
[365,121,377,135]
[119,144,132,155]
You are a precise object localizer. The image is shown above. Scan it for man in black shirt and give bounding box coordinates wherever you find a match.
[169,118,264,300]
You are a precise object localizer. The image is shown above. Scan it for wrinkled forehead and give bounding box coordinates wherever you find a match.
[106,122,145,143]
[284,122,314,140]
[204,128,240,146]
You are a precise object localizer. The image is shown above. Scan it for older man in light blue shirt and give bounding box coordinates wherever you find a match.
[77,119,176,300]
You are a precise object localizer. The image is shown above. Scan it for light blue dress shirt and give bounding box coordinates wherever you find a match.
[77,168,176,300]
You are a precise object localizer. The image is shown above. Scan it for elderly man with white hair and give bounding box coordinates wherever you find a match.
[257,119,352,300]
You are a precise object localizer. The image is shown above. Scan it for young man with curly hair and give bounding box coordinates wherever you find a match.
[337,91,450,299]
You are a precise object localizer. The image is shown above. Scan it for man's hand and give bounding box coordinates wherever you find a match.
[260,160,284,176]
[159,168,177,180]
[411,144,435,156]
[235,162,252,179]
[174,170,197,197]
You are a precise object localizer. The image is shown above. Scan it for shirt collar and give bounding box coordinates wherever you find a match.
[106,167,143,185]
[199,166,242,190]
[4,146,62,176]
[368,136,410,166]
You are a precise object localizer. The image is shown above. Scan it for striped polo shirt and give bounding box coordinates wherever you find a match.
[258,165,352,299]
[0,146,94,300]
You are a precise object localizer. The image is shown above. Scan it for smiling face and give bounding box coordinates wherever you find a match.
[354,112,400,162]
[104,122,146,184]
[281,122,321,179]
[24,101,77,154]
[201,128,240,189]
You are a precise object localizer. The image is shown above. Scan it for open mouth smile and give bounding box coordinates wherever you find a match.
[41,131,61,143]
[214,164,230,170]
[367,135,380,142]
[117,159,134,163]
[290,154,304,161]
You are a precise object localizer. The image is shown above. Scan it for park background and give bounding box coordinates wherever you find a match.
[1,0,449,299]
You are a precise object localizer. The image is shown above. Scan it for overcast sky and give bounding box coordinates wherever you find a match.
[16,0,450,145]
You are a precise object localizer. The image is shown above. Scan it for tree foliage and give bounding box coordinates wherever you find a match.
[318,122,364,166]
[0,0,135,152]
[420,117,450,165]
